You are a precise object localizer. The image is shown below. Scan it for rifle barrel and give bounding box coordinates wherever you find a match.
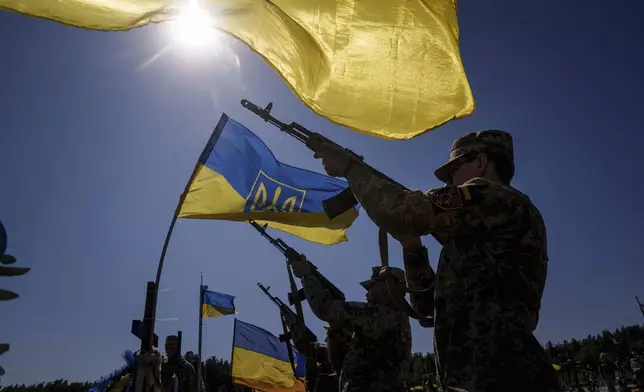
[249,220,292,257]
[240,100,288,129]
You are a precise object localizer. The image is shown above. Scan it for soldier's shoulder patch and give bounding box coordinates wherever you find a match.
[428,186,464,211]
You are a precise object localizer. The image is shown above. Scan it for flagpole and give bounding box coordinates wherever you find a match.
[135,116,228,392]
[230,319,237,389]
[198,273,207,392]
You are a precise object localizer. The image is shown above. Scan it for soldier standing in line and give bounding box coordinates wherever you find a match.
[307,324,353,392]
[289,259,412,392]
[314,130,559,392]
[161,335,198,392]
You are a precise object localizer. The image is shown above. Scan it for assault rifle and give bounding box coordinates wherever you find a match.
[249,220,346,305]
[257,282,318,344]
[241,99,406,219]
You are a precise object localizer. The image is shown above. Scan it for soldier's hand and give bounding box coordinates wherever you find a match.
[313,148,352,177]
[391,233,423,250]
[289,324,304,344]
[289,256,313,278]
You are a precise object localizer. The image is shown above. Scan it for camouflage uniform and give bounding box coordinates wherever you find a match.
[161,355,198,392]
[309,342,338,392]
[301,269,412,392]
[342,131,559,392]
[310,324,354,392]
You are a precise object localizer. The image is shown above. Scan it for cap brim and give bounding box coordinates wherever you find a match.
[360,279,375,290]
[434,150,474,183]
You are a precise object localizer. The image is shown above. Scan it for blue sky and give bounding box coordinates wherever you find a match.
[1,0,643,385]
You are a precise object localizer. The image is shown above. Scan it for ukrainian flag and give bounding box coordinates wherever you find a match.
[0,0,473,139]
[232,319,306,392]
[178,114,358,245]
[202,290,236,319]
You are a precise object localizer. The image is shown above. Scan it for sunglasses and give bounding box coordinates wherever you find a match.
[445,152,480,184]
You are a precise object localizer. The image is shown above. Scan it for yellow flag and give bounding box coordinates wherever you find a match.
[1,0,474,139]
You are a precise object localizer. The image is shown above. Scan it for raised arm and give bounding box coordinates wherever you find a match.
[346,166,515,237]
[300,274,398,339]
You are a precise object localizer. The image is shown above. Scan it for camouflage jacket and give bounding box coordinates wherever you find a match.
[161,356,198,392]
[308,343,338,392]
[346,166,560,392]
[301,274,411,392]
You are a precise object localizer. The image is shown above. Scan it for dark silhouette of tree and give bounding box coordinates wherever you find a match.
[0,379,92,392]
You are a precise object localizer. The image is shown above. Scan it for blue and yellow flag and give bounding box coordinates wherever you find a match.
[232,319,305,392]
[202,290,236,319]
[0,0,473,139]
[178,114,358,245]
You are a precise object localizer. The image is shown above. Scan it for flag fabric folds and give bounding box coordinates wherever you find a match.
[202,290,236,319]
[232,319,305,392]
[177,114,358,245]
[0,0,474,139]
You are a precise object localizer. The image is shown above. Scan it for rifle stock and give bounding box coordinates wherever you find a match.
[322,188,359,220]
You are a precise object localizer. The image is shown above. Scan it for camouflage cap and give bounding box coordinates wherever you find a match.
[434,130,514,183]
[360,266,406,290]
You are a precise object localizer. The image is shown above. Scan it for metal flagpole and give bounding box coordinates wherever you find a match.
[198,273,207,392]
[135,117,228,392]
[230,319,237,388]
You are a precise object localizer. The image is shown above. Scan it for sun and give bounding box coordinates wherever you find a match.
[169,0,216,50]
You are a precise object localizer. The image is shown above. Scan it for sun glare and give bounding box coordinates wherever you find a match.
[170,0,216,50]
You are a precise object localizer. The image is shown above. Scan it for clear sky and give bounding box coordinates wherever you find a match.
[1,0,643,386]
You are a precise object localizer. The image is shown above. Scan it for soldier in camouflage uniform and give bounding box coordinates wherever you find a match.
[161,335,198,392]
[301,324,353,392]
[311,324,354,392]
[314,130,560,392]
[289,258,412,392]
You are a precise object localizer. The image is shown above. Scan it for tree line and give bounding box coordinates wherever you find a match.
[545,324,644,368]
[1,324,642,392]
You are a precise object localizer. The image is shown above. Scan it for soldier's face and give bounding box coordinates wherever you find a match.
[165,339,178,357]
[366,281,388,304]
[450,154,487,185]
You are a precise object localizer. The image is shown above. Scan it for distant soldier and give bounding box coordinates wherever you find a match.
[312,324,354,392]
[599,353,617,392]
[289,258,412,392]
[297,324,353,392]
[630,352,644,388]
[161,335,198,392]
[288,315,350,392]
[315,130,559,392]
